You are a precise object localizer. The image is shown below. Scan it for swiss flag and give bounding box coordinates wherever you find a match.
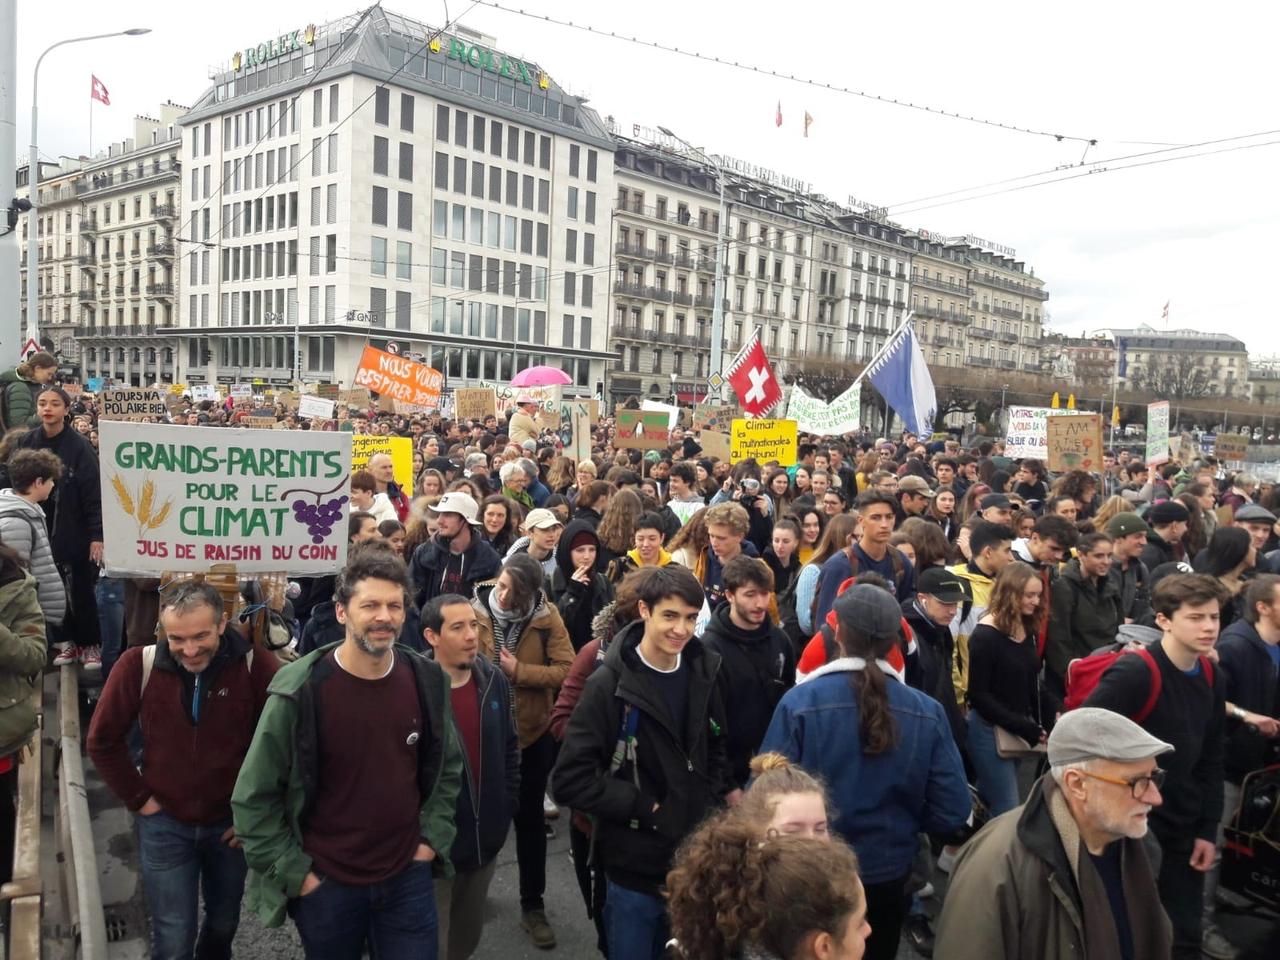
[91,75,110,106]
[726,328,782,417]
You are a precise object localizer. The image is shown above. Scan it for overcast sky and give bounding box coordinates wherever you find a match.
[17,1,1280,356]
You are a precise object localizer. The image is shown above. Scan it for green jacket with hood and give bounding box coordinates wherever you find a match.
[230,641,463,927]
[0,570,47,759]
[0,368,39,431]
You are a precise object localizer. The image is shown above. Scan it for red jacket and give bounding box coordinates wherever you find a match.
[87,629,276,825]
[797,575,910,679]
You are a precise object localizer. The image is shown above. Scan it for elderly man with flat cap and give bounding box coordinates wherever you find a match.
[936,708,1174,960]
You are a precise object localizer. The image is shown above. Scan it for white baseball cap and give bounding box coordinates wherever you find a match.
[434,491,482,526]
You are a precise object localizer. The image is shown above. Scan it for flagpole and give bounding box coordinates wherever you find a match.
[89,90,93,157]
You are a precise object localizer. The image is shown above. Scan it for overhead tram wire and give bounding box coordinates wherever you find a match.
[472,0,1102,146]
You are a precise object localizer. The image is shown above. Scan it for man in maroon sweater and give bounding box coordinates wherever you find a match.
[87,581,276,960]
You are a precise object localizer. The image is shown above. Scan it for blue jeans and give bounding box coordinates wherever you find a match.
[135,811,247,960]
[97,576,126,679]
[289,859,438,960]
[605,880,668,960]
[966,712,1022,817]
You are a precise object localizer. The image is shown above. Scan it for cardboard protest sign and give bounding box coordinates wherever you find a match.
[99,422,351,575]
[1145,401,1170,467]
[100,387,169,421]
[242,416,278,430]
[1004,406,1090,460]
[564,400,595,463]
[614,408,670,449]
[700,431,731,461]
[1215,433,1249,463]
[351,435,414,496]
[341,387,371,409]
[693,404,737,434]
[729,418,799,466]
[1046,413,1103,472]
[455,388,498,421]
[316,383,341,401]
[479,381,560,415]
[353,346,444,409]
[298,395,337,420]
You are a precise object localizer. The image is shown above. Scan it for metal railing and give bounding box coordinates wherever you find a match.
[0,688,42,960]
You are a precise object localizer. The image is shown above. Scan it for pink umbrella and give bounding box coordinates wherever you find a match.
[510,365,573,387]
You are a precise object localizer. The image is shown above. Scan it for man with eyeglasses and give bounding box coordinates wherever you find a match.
[937,708,1174,960]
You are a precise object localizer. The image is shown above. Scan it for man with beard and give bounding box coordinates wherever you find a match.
[410,492,502,611]
[700,555,796,789]
[937,708,1174,959]
[233,545,463,957]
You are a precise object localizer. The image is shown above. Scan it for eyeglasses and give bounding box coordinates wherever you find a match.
[1076,768,1165,798]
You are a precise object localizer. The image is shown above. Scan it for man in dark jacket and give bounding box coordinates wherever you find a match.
[1045,532,1124,697]
[547,519,613,652]
[424,594,519,960]
[1205,575,1280,956]
[1107,513,1153,625]
[87,581,278,959]
[937,708,1174,960]
[701,555,796,788]
[552,566,733,960]
[1139,499,1189,571]
[902,567,968,752]
[411,491,502,611]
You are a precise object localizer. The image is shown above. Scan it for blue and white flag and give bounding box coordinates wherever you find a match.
[866,325,937,435]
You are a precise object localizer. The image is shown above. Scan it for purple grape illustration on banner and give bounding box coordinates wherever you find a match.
[280,475,350,544]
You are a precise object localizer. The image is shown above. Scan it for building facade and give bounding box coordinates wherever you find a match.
[1111,324,1249,398]
[16,159,84,362]
[175,9,615,392]
[961,245,1047,375]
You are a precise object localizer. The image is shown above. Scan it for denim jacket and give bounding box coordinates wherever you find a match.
[759,657,971,883]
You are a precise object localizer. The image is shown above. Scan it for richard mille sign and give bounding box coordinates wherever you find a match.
[232,24,316,72]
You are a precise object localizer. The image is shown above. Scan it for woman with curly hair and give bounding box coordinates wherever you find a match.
[1051,469,1099,521]
[595,488,644,574]
[478,493,519,555]
[667,508,710,571]
[666,814,868,960]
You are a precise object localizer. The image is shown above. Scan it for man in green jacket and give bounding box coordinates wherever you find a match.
[231,544,463,955]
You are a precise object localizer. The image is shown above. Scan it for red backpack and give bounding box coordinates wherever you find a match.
[1064,645,1214,722]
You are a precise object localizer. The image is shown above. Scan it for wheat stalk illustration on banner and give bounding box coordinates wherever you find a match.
[111,474,173,538]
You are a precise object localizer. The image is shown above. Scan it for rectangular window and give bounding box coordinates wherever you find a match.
[370,288,386,326]
[485,258,500,294]
[326,184,337,224]
[522,175,534,211]
[328,83,339,123]
[431,248,447,285]
[565,271,576,306]
[565,229,577,263]
[371,237,387,276]
[580,315,592,350]
[470,207,484,244]
[585,191,596,224]
[490,120,502,156]
[473,115,485,151]
[434,151,449,189]
[567,186,579,220]
[471,161,485,198]
[373,136,389,175]
[400,93,414,132]
[505,171,518,206]
[523,131,535,166]
[398,142,413,180]
[520,219,533,254]
[454,109,468,147]
[312,89,323,126]
[587,149,598,182]
[453,156,466,193]
[488,213,502,249]
[452,204,466,241]
[536,222,548,257]
[374,87,389,125]
[488,166,502,202]
[538,135,551,170]
[325,235,336,273]
[582,274,594,307]
[395,291,410,330]
[569,145,580,177]
[468,254,483,292]
[397,192,412,230]
[310,186,321,225]
[563,315,575,348]
[451,251,465,288]
[396,241,411,280]
[372,186,388,226]
[583,233,595,266]
[432,200,447,238]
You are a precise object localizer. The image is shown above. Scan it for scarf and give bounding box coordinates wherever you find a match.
[487,586,535,652]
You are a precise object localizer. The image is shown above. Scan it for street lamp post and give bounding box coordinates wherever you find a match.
[26,28,150,354]
[658,126,729,403]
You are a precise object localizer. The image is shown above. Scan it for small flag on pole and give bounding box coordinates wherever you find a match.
[804,111,813,137]
[1161,300,1169,321]
[775,101,782,128]
[91,75,110,106]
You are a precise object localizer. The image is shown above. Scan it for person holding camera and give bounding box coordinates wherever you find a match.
[709,462,773,555]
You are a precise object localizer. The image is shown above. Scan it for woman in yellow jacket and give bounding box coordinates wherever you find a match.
[473,552,574,949]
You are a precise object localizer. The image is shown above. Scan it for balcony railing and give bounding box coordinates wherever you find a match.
[73,160,182,197]
[77,290,96,302]
[672,290,693,306]
[77,254,96,268]
[113,286,125,297]
[991,305,1023,320]
[970,355,993,367]
[974,271,1049,301]
[613,280,674,303]
[998,359,1016,369]
[152,203,176,219]
[912,273,973,297]
[146,282,174,298]
[80,217,99,235]
[130,285,141,296]
[114,249,125,260]
[693,294,728,311]
[969,327,994,340]
[147,241,175,258]
[615,242,655,259]
[997,331,1019,343]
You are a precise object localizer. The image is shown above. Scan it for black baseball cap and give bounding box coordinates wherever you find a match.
[918,567,970,604]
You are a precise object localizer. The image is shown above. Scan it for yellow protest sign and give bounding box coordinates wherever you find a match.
[351,435,414,495]
[730,419,799,466]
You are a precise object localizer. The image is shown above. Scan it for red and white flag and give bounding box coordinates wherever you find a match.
[91,75,110,106]
[1161,300,1169,321]
[804,111,814,138]
[726,328,782,418]
[775,101,782,128]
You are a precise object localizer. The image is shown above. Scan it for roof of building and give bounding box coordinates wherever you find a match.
[183,6,612,146]
[1110,324,1245,352]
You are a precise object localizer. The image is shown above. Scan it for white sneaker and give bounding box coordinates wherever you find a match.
[917,882,935,899]
[1202,924,1239,960]
[936,846,959,874]
[80,646,103,672]
[52,645,79,667]
[543,793,560,820]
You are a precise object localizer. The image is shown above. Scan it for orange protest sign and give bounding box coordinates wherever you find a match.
[352,346,444,410]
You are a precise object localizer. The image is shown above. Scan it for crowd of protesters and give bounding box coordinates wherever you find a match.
[0,355,1275,959]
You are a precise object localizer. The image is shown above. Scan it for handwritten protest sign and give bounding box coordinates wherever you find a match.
[352,346,444,410]
[298,395,336,420]
[351,435,414,496]
[693,404,737,434]
[786,383,862,436]
[615,408,670,449]
[479,381,561,415]
[1004,406,1090,460]
[1145,401,1170,467]
[1215,433,1250,464]
[99,422,351,575]
[455,388,498,421]
[1046,413,1103,472]
[563,400,595,463]
[100,388,169,421]
[730,419,799,466]
[190,385,219,403]
[242,416,278,430]
[341,387,371,409]
[231,384,253,401]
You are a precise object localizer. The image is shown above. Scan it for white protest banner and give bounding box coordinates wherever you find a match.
[564,400,595,464]
[99,422,351,574]
[100,387,169,421]
[231,383,253,400]
[480,381,561,415]
[1004,406,1090,461]
[786,383,862,436]
[190,384,219,403]
[298,394,337,420]
[641,399,681,431]
[1145,401,1170,467]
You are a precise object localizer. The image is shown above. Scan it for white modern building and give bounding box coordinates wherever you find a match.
[176,8,615,391]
